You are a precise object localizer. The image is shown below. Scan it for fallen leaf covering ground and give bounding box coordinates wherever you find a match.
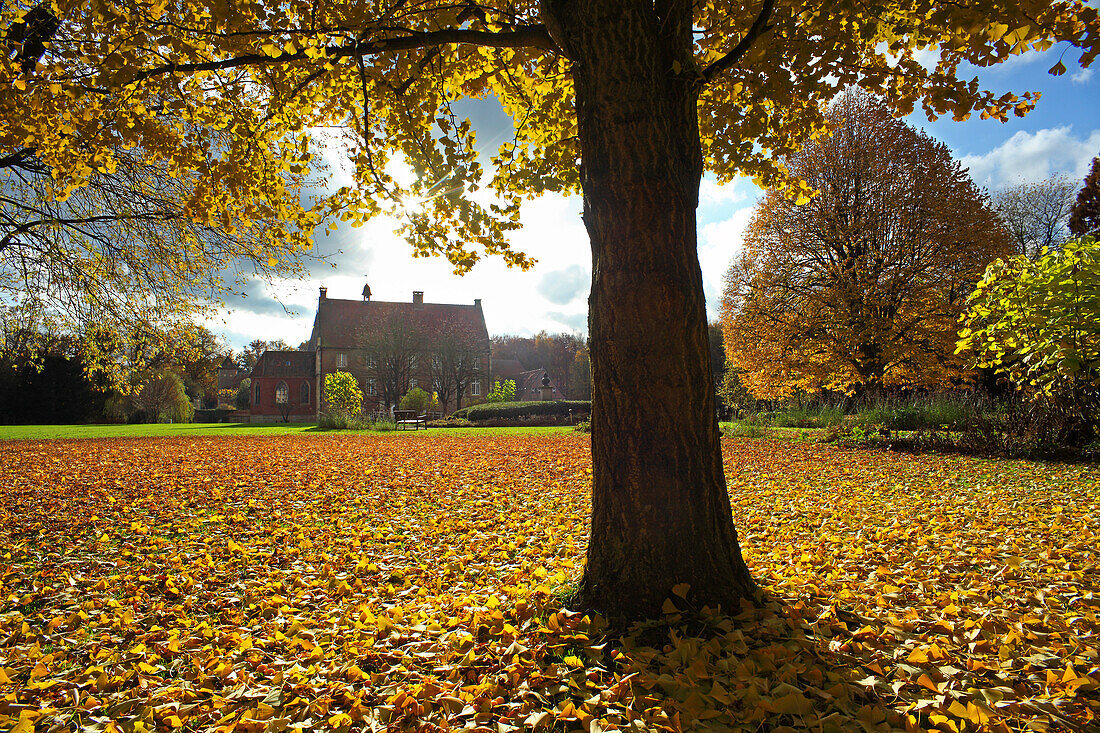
[0,435,1097,733]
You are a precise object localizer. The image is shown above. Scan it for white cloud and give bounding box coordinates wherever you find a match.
[537,265,588,305]
[202,307,315,350]
[699,176,749,207]
[911,46,941,71]
[212,194,592,349]
[960,126,1100,189]
[545,311,588,333]
[699,205,755,321]
[1071,66,1094,84]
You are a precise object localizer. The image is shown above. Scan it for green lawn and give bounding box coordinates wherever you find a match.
[719,422,827,438]
[0,422,811,441]
[0,422,577,440]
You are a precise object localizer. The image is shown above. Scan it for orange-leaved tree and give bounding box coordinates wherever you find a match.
[0,0,1096,618]
[721,90,1012,400]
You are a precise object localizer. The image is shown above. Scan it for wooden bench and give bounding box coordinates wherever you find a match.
[393,410,427,430]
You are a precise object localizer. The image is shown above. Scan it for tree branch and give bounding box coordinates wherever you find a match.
[0,148,39,171]
[0,209,185,254]
[701,0,775,84]
[127,25,559,84]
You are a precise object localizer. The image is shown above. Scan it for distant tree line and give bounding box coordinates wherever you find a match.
[490,332,590,400]
[0,311,228,424]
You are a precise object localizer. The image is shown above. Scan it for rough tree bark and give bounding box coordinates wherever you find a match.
[546,0,757,620]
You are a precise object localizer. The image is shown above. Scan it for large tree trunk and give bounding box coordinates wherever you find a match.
[547,0,756,620]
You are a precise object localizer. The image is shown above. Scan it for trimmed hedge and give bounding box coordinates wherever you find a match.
[453,400,591,422]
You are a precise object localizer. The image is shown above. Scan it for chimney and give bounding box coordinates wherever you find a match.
[319,286,327,300]
[474,298,482,308]
[413,290,424,307]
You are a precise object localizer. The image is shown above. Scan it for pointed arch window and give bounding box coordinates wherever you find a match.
[276,382,289,404]
[300,382,310,404]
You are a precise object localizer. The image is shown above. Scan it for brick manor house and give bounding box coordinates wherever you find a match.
[249,286,491,422]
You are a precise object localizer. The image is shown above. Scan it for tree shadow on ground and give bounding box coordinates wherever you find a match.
[502,593,1087,733]
[509,597,896,732]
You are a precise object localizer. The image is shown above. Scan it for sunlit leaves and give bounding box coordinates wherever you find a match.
[0,0,1095,290]
[957,237,1100,438]
[1,434,1097,731]
[323,371,364,420]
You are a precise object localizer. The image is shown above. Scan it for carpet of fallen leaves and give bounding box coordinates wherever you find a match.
[1,435,1098,733]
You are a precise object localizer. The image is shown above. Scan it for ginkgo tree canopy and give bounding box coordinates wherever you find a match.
[1,0,1095,269]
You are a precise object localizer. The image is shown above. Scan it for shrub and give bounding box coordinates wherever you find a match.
[723,423,770,439]
[820,423,885,447]
[453,400,591,422]
[895,395,1096,459]
[318,412,365,430]
[427,417,474,428]
[324,372,363,424]
[466,414,577,427]
[235,378,251,410]
[317,413,398,431]
[574,419,591,433]
[959,237,1100,448]
[136,370,194,423]
[399,386,439,414]
[486,379,517,403]
[925,397,976,430]
[217,388,236,408]
[850,394,983,432]
[755,403,844,428]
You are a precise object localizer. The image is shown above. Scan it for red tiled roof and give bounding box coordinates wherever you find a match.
[251,350,316,378]
[512,369,566,401]
[310,298,489,349]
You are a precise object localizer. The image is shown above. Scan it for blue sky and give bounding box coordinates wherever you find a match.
[207,44,1100,351]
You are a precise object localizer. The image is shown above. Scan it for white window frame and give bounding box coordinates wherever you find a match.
[337,353,348,369]
[473,356,481,370]
[366,378,376,396]
[367,354,377,369]
[275,381,288,404]
[409,378,418,388]
[472,380,481,396]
